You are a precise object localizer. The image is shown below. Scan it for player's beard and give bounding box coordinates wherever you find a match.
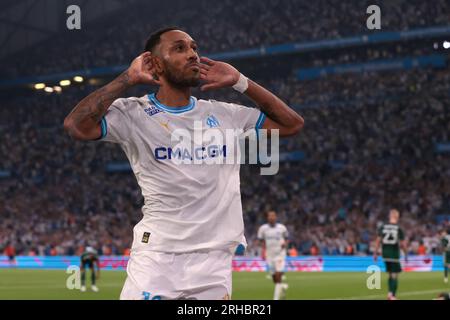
[164,61,200,88]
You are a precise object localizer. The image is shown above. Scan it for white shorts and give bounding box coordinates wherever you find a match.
[267,255,286,274]
[120,249,233,300]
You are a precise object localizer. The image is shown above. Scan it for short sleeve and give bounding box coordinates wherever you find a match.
[100,98,132,144]
[282,226,289,239]
[221,102,266,132]
[257,226,265,241]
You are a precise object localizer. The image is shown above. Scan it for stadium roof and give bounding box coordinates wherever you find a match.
[0,0,132,59]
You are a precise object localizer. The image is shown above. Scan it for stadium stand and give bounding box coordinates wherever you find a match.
[1,0,450,258]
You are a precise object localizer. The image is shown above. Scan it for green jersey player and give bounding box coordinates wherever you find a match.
[80,246,100,292]
[373,209,408,300]
[441,228,450,283]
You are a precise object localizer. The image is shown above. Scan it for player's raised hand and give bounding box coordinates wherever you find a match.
[199,57,240,91]
[127,52,161,86]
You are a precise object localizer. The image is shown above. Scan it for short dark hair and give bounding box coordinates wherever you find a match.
[144,26,183,52]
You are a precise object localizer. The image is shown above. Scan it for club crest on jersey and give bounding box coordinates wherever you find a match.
[206,114,220,128]
[159,120,171,132]
[142,232,151,243]
[144,105,163,117]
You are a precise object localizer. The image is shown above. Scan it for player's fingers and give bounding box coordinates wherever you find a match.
[143,59,153,69]
[143,77,158,86]
[200,56,215,65]
[200,83,219,91]
[200,63,210,71]
[142,52,154,60]
[146,65,156,75]
[143,67,153,78]
[144,72,155,81]
[150,74,162,85]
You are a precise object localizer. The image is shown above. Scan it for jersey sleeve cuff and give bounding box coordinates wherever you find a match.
[94,117,108,140]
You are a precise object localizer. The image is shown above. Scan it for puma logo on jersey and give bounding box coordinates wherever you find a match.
[206,114,220,128]
[144,105,163,117]
[159,120,171,132]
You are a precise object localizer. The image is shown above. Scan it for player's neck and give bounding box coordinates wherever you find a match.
[156,85,192,107]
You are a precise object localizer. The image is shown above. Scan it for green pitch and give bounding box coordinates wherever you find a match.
[0,269,448,300]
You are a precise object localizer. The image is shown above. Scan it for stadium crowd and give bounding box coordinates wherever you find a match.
[1,64,449,257]
[1,0,450,257]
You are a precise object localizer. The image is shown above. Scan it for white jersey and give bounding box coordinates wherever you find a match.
[257,223,288,258]
[99,93,266,253]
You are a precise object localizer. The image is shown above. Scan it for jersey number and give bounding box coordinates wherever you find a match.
[382,229,398,245]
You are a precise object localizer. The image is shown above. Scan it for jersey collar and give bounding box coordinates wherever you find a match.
[148,93,196,114]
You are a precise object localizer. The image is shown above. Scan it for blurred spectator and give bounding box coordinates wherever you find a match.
[4,243,16,263]
[288,245,298,257]
[417,241,427,255]
[0,3,449,256]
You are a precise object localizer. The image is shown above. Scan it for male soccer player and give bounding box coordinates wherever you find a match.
[441,228,450,283]
[373,209,408,300]
[257,210,289,300]
[4,242,16,266]
[64,27,303,300]
[80,246,100,292]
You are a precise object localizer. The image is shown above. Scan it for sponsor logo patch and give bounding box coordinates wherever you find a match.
[142,232,151,243]
[206,114,220,128]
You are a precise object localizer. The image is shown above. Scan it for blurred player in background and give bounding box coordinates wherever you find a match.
[434,292,450,300]
[80,246,100,292]
[64,27,303,300]
[374,209,408,300]
[257,210,289,300]
[441,228,450,283]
